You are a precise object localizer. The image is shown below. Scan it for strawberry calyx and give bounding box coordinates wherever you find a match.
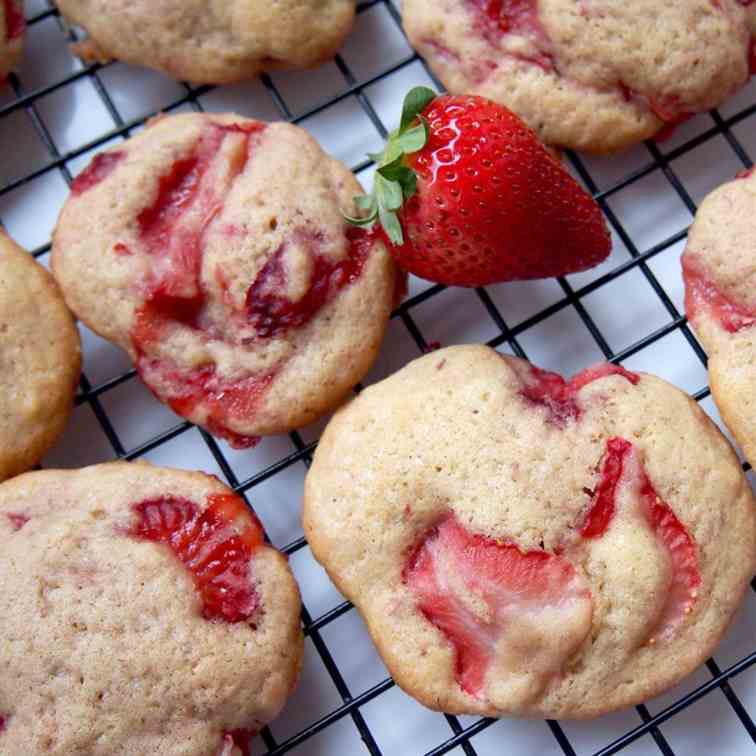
[344,86,437,245]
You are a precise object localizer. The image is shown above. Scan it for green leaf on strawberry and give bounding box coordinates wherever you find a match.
[345,86,437,244]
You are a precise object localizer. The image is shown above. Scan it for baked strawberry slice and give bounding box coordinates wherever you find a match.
[346,87,611,287]
[579,437,633,539]
[3,0,24,41]
[127,493,264,623]
[518,362,639,427]
[638,467,701,642]
[218,729,255,756]
[578,437,701,640]
[403,514,592,700]
[682,253,756,334]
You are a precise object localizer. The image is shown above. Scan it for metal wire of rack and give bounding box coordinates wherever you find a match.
[1,1,755,754]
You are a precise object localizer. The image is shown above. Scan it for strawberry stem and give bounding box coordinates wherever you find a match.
[344,86,437,245]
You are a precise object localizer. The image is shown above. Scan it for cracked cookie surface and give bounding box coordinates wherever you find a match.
[0,462,303,755]
[403,0,754,153]
[303,345,756,718]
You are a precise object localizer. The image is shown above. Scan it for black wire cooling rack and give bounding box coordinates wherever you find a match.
[2,1,756,754]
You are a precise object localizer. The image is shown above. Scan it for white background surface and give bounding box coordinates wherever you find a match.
[1,1,755,754]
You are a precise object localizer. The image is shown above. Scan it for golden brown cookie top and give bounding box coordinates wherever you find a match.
[0,230,80,482]
[403,0,752,153]
[0,462,303,755]
[304,345,756,718]
[58,0,355,83]
[52,112,398,446]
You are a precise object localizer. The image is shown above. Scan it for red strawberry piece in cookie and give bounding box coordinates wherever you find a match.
[128,493,264,623]
[304,345,755,718]
[52,113,400,447]
[404,513,592,702]
[0,0,24,80]
[578,438,701,641]
[347,88,610,287]
[681,167,756,464]
[403,0,753,153]
[57,0,356,84]
[0,463,302,755]
[517,362,639,426]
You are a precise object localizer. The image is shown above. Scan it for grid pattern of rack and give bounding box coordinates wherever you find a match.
[2,1,756,754]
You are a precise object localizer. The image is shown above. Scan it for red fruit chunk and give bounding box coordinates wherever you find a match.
[129,121,279,444]
[136,357,274,449]
[128,493,264,623]
[221,729,256,756]
[246,227,373,339]
[3,0,24,40]
[70,151,125,196]
[5,512,29,531]
[467,0,554,70]
[618,83,694,140]
[397,96,611,287]
[137,155,202,244]
[682,254,756,334]
[577,437,701,640]
[135,122,265,315]
[579,437,632,538]
[639,471,701,641]
[0,714,5,732]
[403,513,591,698]
[520,363,639,426]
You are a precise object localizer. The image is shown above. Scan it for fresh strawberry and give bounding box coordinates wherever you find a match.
[403,513,592,698]
[347,87,611,287]
[127,493,264,623]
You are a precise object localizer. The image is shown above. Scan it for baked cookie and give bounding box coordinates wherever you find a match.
[304,345,756,718]
[52,112,398,448]
[57,0,355,84]
[0,0,24,80]
[0,230,80,482]
[403,0,753,153]
[0,462,303,755]
[682,167,756,465]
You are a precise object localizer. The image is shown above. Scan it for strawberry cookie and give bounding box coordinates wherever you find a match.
[0,230,80,482]
[0,462,303,755]
[403,0,753,153]
[304,345,756,718]
[682,168,756,465]
[0,0,24,80]
[52,112,398,448]
[57,0,355,84]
